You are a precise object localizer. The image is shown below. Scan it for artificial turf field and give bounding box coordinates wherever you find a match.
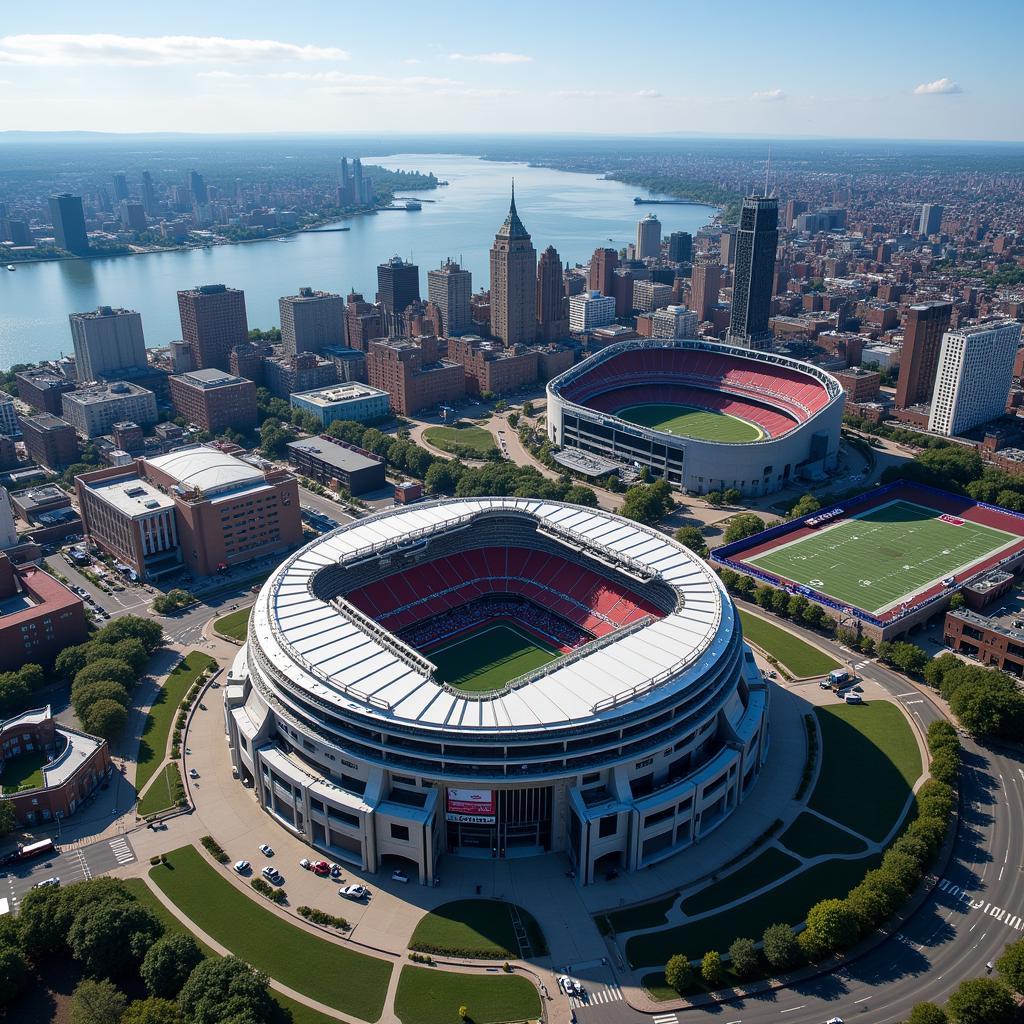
[745,499,1017,614]
[616,402,764,443]
[426,622,560,692]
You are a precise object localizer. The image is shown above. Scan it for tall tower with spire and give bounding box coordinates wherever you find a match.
[489,184,537,347]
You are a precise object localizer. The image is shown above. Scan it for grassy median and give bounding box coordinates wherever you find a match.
[150,845,392,1021]
[410,899,547,958]
[394,965,540,1024]
[214,607,252,641]
[738,611,839,677]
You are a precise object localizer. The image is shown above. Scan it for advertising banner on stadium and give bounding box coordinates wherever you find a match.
[446,788,496,823]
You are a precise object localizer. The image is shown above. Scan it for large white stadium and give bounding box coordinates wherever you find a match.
[546,339,845,497]
[225,498,769,885]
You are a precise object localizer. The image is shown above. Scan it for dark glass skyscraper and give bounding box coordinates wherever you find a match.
[48,194,90,255]
[376,257,420,336]
[727,195,778,350]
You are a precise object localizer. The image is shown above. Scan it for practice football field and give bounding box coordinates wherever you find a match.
[427,623,560,692]
[616,403,764,443]
[745,500,1018,614]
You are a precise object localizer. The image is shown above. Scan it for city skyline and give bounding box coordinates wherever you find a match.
[1,0,1022,141]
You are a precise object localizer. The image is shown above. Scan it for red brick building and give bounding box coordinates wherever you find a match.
[833,366,882,403]
[0,555,87,670]
[1,706,112,826]
[447,336,538,396]
[169,368,258,434]
[366,336,465,415]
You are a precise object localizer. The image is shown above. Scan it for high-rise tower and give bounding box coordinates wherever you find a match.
[895,301,953,409]
[537,245,567,340]
[489,186,537,347]
[377,257,420,336]
[427,259,472,338]
[636,213,662,259]
[48,194,90,254]
[727,195,778,350]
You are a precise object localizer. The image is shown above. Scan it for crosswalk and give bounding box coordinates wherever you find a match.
[652,1014,678,1024]
[937,878,1023,931]
[110,836,134,866]
[568,981,624,1008]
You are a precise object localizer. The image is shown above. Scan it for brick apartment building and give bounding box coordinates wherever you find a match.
[447,335,539,396]
[77,445,302,580]
[832,366,882,403]
[15,368,77,415]
[366,336,465,415]
[169,368,258,434]
[20,414,79,470]
[0,554,87,670]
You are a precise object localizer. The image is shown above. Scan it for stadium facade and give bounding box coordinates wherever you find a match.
[546,340,845,497]
[225,498,769,885]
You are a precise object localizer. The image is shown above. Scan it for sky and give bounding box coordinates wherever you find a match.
[1,0,1022,141]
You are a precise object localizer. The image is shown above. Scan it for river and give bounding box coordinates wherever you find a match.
[0,153,715,368]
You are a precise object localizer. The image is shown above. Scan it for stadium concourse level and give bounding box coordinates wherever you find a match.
[558,344,833,439]
[346,546,664,641]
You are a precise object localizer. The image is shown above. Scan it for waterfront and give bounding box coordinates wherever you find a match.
[0,154,715,369]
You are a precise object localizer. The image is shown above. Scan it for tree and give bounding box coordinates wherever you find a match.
[722,488,741,505]
[802,899,859,957]
[755,584,776,610]
[563,484,598,508]
[761,923,800,970]
[906,1003,947,1024]
[521,400,534,417]
[141,934,204,998]
[620,479,674,525]
[948,592,965,610]
[74,658,135,691]
[178,957,275,1024]
[259,420,290,460]
[0,942,28,1006]
[929,747,960,785]
[675,526,708,557]
[995,938,1024,996]
[17,882,68,955]
[705,490,723,507]
[700,950,724,986]
[82,699,128,741]
[945,977,1016,1024]
[73,681,131,721]
[0,799,14,837]
[788,493,821,519]
[56,643,94,680]
[96,616,163,654]
[664,953,693,993]
[70,978,128,1024]
[723,513,766,544]
[727,937,759,978]
[68,898,162,976]
[121,998,182,1024]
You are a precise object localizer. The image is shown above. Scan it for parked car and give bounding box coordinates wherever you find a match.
[391,869,409,883]
[259,844,274,856]
[330,864,343,878]
[234,860,251,874]
[312,860,330,876]
[189,768,199,779]
[262,866,283,884]
[339,884,370,900]
[845,693,864,704]
[300,858,312,870]
[33,877,60,889]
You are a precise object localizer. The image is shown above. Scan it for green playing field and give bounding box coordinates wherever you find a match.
[427,623,560,692]
[616,403,764,443]
[746,500,1018,614]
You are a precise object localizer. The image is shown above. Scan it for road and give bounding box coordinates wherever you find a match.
[573,613,1024,1024]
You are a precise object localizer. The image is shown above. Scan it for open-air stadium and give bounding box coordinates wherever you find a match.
[714,481,1024,632]
[546,339,845,497]
[225,497,769,885]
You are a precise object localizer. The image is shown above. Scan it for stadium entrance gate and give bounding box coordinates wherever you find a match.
[446,786,552,858]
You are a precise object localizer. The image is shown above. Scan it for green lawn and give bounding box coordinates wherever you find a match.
[604,894,677,935]
[423,424,497,457]
[394,965,540,1024]
[150,845,392,1021]
[0,749,47,792]
[410,900,547,958]
[616,403,763,443]
[214,607,252,641]
[679,847,801,917]
[123,878,336,1024]
[745,499,1016,614]
[810,702,921,842]
[738,611,839,677]
[779,812,868,859]
[136,651,217,794]
[625,854,881,967]
[138,762,185,817]
[427,624,559,693]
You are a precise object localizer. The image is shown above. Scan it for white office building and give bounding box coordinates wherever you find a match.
[928,321,1023,436]
[651,306,699,340]
[636,213,662,260]
[569,291,617,334]
[61,381,159,438]
[69,306,148,383]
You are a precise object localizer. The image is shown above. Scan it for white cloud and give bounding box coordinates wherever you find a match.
[635,89,662,99]
[913,77,963,95]
[403,58,423,65]
[751,88,786,101]
[0,34,349,66]
[447,52,533,64]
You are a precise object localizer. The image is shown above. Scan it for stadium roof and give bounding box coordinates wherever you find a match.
[251,498,733,733]
[147,446,263,496]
